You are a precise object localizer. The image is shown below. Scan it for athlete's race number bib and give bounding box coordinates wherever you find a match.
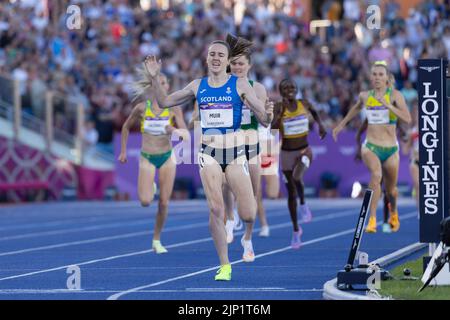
[241,107,253,125]
[366,107,389,125]
[283,115,309,136]
[143,118,168,135]
[258,124,272,140]
[200,104,233,128]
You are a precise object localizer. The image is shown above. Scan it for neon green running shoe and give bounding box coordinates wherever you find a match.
[152,240,168,254]
[214,264,232,281]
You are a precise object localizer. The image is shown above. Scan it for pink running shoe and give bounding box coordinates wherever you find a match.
[300,204,312,223]
[291,228,303,249]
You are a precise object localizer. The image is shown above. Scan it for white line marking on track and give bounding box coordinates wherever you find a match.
[0,206,213,233]
[0,288,323,294]
[0,204,343,240]
[107,211,418,300]
[0,208,356,257]
[184,287,323,292]
[0,208,217,241]
[0,222,208,257]
[0,198,367,232]
[0,209,358,281]
[0,219,153,241]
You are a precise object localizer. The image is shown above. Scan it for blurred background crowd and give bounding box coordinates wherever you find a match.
[1,0,449,154]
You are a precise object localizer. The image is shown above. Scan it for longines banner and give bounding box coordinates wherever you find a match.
[417,59,449,243]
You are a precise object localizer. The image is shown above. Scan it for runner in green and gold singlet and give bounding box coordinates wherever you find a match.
[333,61,412,233]
[119,73,189,253]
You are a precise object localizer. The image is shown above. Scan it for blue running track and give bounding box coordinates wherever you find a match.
[0,199,419,300]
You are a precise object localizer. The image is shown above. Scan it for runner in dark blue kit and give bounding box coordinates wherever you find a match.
[143,40,267,281]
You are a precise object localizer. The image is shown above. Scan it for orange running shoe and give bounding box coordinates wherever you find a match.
[365,216,377,233]
[388,212,400,232]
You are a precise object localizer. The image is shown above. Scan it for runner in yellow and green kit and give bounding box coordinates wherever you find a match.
[333,61,411,233]
[119,72,189,253]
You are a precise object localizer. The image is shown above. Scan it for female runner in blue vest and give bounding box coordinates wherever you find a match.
[144,41,268,281]
[119,73,189,253]
[333,61,411,233]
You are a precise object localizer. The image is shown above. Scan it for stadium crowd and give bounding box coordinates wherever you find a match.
[1,0,449,153]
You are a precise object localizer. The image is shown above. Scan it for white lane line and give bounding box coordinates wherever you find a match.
[0,222,208,257]
[0,207,353,256]
[0,213,152,233]
[0,198,363,232]
[0,203,344,239]
[0,198,364,212]
[0,201,281,228]
[0,200,213,218]
[0,206,211,233]
[107,211,418,300]
[0,208,213,242]
[0,288,323,294]
[185,287,323,292]
[0,209,358,281]
[0,216,124,233]
[0,238,210,282]
[0,204,309,241]
[0,218,153,242]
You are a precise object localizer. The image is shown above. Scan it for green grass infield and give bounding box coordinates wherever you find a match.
[379,256,450,300]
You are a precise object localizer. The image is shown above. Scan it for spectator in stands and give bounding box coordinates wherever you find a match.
[400,81,418,110]
[91,88,120,154]
[0,0,448,148]
[83,119,99,156]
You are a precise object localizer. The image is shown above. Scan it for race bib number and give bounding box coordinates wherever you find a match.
[143,118,168,135]
[258,124,271,140]
[241,107,252,125]
[283,115,309,136]
[200,104,233,128]
[366,108,389,125]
